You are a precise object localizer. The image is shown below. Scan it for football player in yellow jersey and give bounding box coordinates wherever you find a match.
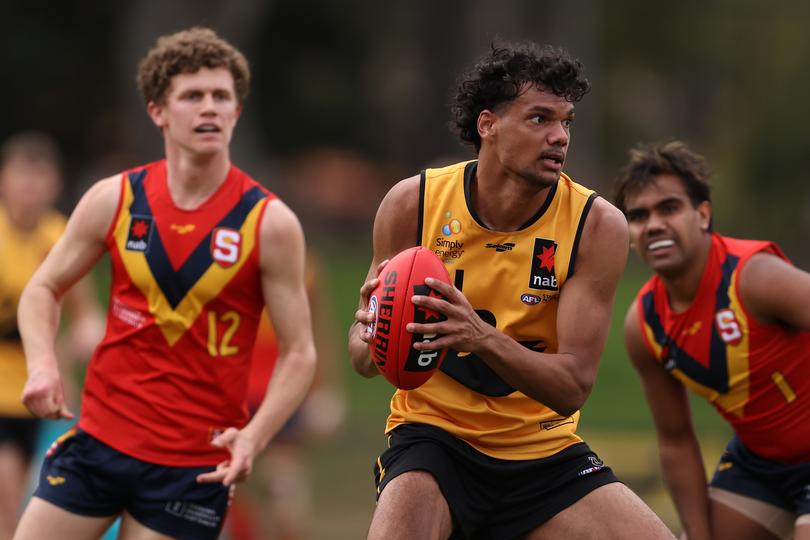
[348,43,674,540]
[615,141,810,540]
[0,132,103,540]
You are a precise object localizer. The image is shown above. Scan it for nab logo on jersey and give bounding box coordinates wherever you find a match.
[528,238,558,291]
[126,216,154,252]
[211,227,241,268]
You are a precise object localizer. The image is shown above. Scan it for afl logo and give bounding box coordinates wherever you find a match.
[521,293,542,306]
[367,295,379,337]
[211,227,241,268]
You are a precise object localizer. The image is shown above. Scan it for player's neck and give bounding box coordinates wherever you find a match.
[164,148,231,210]
[661,236,713,313]
[472,160,553,231]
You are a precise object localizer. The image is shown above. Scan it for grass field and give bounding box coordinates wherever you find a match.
[293,245,732,539]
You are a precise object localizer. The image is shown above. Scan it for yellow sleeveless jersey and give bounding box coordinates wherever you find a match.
[386,160,597,460]
[0,206,66,416]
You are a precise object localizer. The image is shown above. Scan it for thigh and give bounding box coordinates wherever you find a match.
[127,463,230,540]
[375,424,496,539]
[369,470,453,540]
[796,515,810,540]
[528,483,674,540]
[118,512,177,540]
[13,497,116,540]
[709,488,790,540]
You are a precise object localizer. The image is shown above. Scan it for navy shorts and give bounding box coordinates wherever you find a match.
[710,436,810,516]
[34,428,230,540]
[374,423,620,540]
[0,416,40,462]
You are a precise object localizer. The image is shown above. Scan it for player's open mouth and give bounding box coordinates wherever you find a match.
[540,152,564,169]
[647,239,675,251]
[194,124,221,133]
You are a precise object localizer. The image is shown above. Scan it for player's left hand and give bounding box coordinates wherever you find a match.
[195,427,260,486]
[407,277,493,353]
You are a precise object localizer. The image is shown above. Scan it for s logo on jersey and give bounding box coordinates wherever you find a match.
[528,238,558,291]
[211,228,241,268]
[126,215,154,252]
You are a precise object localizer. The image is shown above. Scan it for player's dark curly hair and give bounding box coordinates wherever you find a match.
[613,140,712,214]
[137,27,250,106]
[451,43,590,153]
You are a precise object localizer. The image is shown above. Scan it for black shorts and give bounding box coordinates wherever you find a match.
[374,423,620,540]
[34,428,230,540]
[0,416,40,462]
[710,435,810,516]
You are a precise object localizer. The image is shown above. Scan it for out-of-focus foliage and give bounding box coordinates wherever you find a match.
[1,0,809,257]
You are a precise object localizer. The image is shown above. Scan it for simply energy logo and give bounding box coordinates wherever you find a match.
[434,211,464,262]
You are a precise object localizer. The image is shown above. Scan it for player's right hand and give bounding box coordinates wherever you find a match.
[354,259,389,344]
[21,367,74,420]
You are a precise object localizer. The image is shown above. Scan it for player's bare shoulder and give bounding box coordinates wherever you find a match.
[66,174,124,241]
[373,174,421,258]
[258,198,306,263]
[575,197,629,275]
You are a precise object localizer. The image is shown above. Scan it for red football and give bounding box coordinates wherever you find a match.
[367,247,451,390]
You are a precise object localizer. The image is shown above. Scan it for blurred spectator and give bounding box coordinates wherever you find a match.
[0,132,103,540]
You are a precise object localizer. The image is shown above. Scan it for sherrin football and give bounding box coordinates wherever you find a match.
[367,247,451,390]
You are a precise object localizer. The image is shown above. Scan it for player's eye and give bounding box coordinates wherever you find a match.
[626,210,647,223]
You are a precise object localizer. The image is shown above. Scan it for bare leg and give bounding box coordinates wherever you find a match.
[794,515,810,540]
[527,483,675,539]
[0,445,28,540]
[367,471,453,540]
[709,489,790,540]
[13,497,116,540]
[116,512,178,540]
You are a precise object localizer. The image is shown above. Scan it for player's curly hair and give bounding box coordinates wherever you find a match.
[137,27,250,106]
[613,140,712,214]
[451,43,590,153]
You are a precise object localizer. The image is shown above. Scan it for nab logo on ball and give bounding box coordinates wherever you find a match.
[403,283,446,373]
[211,228,241,268]
[368,247,451,390]
[126,215,154,252]
[528,238,558,291]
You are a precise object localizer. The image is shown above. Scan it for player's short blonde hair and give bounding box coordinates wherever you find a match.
[137,27,250,106]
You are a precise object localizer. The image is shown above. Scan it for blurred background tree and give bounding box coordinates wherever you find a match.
[2,0,809,536]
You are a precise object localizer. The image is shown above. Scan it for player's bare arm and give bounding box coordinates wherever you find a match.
[198,198,317,487]
[18,176,119,419]
[624,300,712,540]
[738,252,810,330]
[348,175,420,378]
[410,198,628,416]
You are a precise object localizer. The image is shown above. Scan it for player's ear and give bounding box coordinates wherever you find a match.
[697,200,712,231]
[477,110,497,141]
[146,101,165,129]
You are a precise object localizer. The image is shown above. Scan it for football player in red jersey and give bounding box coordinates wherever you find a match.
[13,28,316,540]
[615,140,810,540]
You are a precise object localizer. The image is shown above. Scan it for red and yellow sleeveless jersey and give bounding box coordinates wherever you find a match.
[78,160,274,466]
[387,160,597,460]
[636,234,810,462]
[0,206,66,417]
